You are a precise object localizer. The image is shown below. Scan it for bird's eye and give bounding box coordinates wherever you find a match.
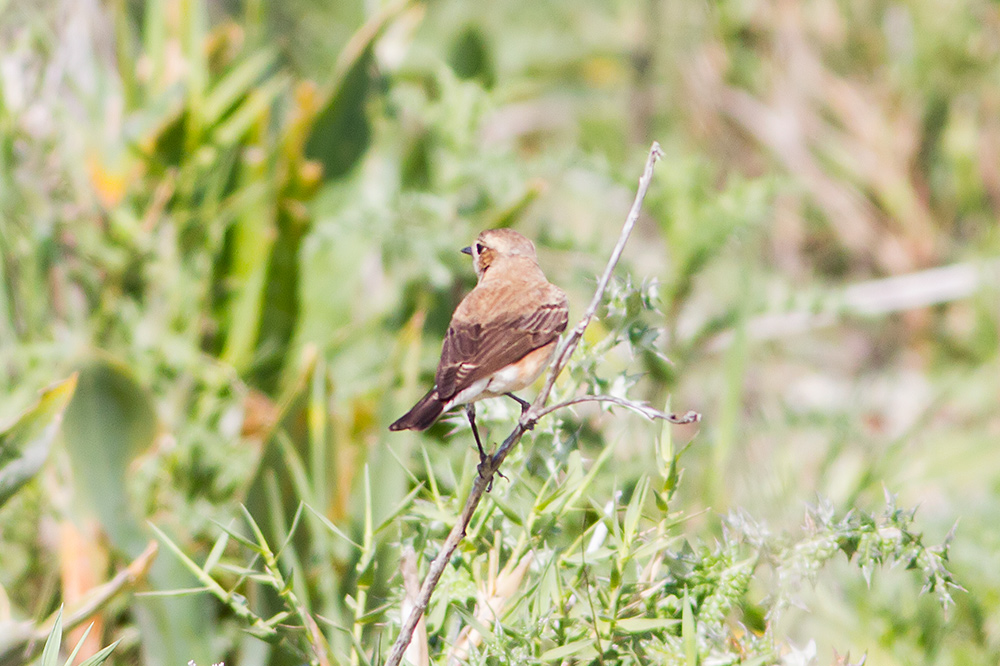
[476,243,485,254]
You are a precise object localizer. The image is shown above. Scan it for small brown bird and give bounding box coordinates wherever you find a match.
[390,229,568,460]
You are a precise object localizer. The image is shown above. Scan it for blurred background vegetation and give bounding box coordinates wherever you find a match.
[0,0,997,664]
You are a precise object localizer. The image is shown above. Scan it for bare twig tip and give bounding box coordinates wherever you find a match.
[669,410,701,424]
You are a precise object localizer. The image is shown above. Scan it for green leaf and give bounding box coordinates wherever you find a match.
[622,476,649,550]
[203,531,231,574]
[305,48,373,179]
[62,623,94,666]
[0,375,76,508]
[202,49,278,124]
[448,25,495,87]
[148,523,231,601]
[453,606,496,647]
[62,361,155,553]
[539,638,598,661]
[63,359,216,665]
[39,607,63,666]
[305,503,363,550]
[34,607,118,666]
[219,163,277,373]
[212,75,289,146]
[615,617,680,633]
[239,504,275,561]
[682,588,697,666]
[74,640,121,666]
[373,482,425,535]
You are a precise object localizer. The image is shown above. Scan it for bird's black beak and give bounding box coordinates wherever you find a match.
[461,246,473,255]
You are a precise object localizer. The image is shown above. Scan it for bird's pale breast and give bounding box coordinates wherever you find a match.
[481,339,558,397]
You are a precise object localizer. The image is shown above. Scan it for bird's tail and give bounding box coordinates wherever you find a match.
[389,388,446,431]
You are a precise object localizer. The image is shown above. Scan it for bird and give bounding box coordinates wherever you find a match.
[389,228,568,462]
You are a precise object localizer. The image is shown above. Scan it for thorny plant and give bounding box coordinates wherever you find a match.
[153,438,961,665]
[154,144,959,666]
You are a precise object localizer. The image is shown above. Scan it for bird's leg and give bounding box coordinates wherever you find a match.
[465,403,487,461]
[504,392,531,414]
[505,392,534,430]
[466,403,506,491]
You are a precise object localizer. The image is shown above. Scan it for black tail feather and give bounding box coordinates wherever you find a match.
[389,389,446,431]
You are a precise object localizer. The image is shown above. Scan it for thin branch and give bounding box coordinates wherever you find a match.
[533,395,700,424]
[385,470,492,666]
[385,142,697,666]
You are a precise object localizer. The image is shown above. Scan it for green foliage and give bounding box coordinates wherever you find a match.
[63,363,155,553]
[36,608,119,666]
[1,0,998,664]
[0,376,75,508]
[158,438,959,665]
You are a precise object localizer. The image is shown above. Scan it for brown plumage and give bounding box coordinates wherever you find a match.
[390,229,568,442]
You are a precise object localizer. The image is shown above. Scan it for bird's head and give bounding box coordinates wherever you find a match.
[461,228,538,279]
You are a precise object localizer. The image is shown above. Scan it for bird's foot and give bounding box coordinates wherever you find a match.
[505,392,531,414]
[505,392,535,430]
[477,455,493,492]
[477,449,507,492]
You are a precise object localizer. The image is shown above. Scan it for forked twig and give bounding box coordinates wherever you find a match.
[385,142,699,666]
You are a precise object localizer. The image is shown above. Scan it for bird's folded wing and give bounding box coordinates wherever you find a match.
[435,295,568,402]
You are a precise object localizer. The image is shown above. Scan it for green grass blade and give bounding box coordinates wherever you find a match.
[305,503,362,550]
[682,588,697,666]
[61,622,93,666]
[74,640,121,666]
[202,49,278,123]
[203,530,231,574]
[39,606,63,666]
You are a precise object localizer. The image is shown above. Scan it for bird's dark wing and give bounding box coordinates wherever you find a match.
[435,297,568,402]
